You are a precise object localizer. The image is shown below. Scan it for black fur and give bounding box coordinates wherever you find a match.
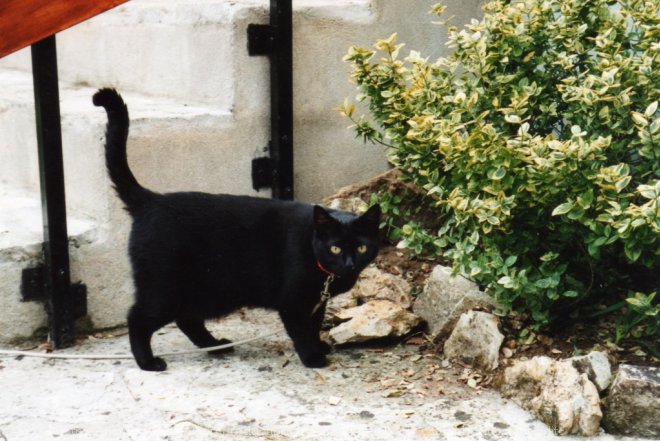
[93,88,380,371]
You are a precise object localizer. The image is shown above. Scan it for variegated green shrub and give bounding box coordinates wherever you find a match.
[341,0,659,338]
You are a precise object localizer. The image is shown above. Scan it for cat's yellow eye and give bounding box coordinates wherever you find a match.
[357,244,368,254]
[330,245,342,255]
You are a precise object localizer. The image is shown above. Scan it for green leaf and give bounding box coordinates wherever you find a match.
[536,278,553,288]
[552,202,573,216]
[577,191,594,208]
[624,244,642,262]
[491,167,506,180]
[644,101,658,118]
[631,112,648,126]
[615,176,631,193]
[505,114,521,124]
[498,276,514,288]
[540,252,559,262]
[486,216,501,225]
[567,206,585,220]
[505,255,518,267]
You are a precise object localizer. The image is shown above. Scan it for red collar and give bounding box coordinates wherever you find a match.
[316,261,337,278]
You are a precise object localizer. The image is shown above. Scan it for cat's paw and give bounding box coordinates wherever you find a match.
[301,352,328,368]
[315,340,332,355]
[138,357,167,372]
[207,338,235,356]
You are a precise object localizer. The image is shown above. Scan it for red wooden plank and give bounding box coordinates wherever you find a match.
[0,0,129,58]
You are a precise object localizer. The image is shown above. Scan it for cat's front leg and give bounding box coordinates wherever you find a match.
[310,302,332,355]
[279,309,328,368]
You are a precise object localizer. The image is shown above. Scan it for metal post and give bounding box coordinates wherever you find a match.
[269,0,293,200]
[30,35,75,348]
[248,0,294,200]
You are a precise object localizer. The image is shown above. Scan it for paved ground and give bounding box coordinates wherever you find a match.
[0,310,644,441]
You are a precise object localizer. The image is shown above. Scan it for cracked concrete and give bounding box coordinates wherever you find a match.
[0,310,647,440]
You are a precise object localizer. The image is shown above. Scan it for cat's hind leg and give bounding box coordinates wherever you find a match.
[128,305,172,371]
[176,318,234,355]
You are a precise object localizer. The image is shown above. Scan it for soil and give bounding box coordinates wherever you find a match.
[370,243,658,390]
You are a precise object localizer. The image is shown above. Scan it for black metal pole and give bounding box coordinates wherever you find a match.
[269,0,294,200]
[31,35,74,348]
[248,0,294,199]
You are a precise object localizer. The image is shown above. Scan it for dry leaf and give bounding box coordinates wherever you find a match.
[403,368,416,378]
[382,389,403,398]
[405,337,425,346]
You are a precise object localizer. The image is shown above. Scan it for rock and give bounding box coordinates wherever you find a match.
[324,291,359,324]
[324,266,412,326]
[353,266,413,309]
[328,300,422,345]
[602,364,660,438]
[321,169,404,206]
[412,265,495,340]
[443,311,504,371]
[326,197,368,215]
[500,356,602,436]
[570,351,612,392]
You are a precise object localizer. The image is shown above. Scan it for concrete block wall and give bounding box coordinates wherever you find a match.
[0,0,482,342]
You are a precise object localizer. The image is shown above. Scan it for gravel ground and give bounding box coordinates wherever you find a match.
[0,309,645,441]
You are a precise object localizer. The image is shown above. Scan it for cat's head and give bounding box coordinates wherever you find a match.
[312,204,381,277]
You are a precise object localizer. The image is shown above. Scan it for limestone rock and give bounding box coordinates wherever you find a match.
[500,356,602,436]
[412,265,495,340]
[353,266,412,309]
[443,311,504,371]
[324,291,359,324]
[325,290,358,318]
[571,351,612,392]
[326,197,368,215]
[329,300,422,345]
[602,364,660,438]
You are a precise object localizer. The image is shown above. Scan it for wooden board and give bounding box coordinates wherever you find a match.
[0,0,130,58]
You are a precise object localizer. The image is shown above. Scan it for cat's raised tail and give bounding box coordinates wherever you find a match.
[93,88,153,211]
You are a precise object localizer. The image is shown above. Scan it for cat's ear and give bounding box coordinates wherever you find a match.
[355,204,381,233]
[313,205,339,231]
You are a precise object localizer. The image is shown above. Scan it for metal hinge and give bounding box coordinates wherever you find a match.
[251,156,273,191]
[21,265,88,328]
[247,24,275,56]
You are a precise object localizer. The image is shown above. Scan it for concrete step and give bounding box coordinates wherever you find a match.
[0,68,266,222]
[0,0,375,114]
[0,0,272,111]
[0,191,97,342]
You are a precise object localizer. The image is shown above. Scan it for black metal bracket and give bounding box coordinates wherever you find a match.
[251,153,273,191]
[247,24,275,56]
[29,35,86,348]
[248,0,294,200]
[22,265,87,324]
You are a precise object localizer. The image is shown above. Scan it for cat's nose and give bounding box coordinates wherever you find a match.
[345,256,356,271]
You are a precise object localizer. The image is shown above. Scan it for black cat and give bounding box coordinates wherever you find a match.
[92,88,380,371]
